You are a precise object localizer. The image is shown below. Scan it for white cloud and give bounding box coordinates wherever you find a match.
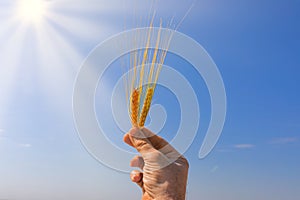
[269,137,298,145]
[0,129,4,139]
[233,144,255,149]
[210,165,219,173]
[19,143,32,148]
[0,129,32,147]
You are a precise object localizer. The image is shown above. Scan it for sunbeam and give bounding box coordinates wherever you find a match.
[0,0,119,113]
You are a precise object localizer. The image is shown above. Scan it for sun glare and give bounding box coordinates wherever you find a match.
[16,0,46,24]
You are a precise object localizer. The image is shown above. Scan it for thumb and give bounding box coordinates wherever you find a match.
[128,127,156,154]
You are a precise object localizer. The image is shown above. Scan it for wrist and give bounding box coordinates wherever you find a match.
[156,193,185,200]
[142,192,186,200]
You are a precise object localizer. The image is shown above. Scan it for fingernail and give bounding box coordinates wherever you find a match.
[130,171,142,182]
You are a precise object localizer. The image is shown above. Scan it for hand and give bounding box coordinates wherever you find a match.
[123,127,189,200]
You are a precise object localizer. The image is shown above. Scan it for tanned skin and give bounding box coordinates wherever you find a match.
[123,127,189,200]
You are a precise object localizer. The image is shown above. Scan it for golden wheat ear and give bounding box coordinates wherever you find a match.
[138,87,154,127]
[130,88,140,127]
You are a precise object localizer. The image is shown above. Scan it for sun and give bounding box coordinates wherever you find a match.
[16,0,47,24]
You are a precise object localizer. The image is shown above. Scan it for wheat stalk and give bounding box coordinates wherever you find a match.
[125,16,173,128]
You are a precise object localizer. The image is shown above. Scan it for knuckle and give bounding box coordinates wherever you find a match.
[134,140,149,151]
[180,156,189,168]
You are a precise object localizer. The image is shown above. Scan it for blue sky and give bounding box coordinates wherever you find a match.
[0,0,300,199]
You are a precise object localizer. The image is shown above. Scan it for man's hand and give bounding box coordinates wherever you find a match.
[123,127,189,200]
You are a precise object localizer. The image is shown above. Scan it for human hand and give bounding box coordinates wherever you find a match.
[123,127,189,200]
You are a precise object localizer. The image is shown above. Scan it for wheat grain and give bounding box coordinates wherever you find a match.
[130,88,140,127]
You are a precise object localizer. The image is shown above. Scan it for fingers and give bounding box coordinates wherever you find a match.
[126,127,156,154]
[124,127,182,165]
[123,133,134,147]
[130,155,144,170]
[124,131,152,154]
[140,127,170,150]
[130,170,143,188]
[141,128,181,159]
[125,127,177,153]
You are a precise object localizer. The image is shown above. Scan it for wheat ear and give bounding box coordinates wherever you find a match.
[138,87,154,127]
[130,88,140,127]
